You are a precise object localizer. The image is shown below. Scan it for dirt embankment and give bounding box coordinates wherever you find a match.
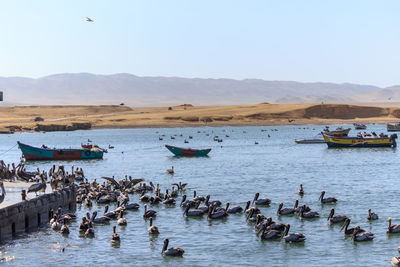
[0,103,399,132]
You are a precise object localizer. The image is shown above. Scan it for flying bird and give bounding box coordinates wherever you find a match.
[86,17,94,22]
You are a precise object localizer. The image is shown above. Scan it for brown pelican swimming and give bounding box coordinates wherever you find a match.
[167,166,174,174]
[192,191,205,202]
[387,217,400,233]
[367,209,378,220]
[265,217,286,231]
[180,195,196,208]
[340,218,365,235]
[111,226,120,244]
[253,192,271,205]
[163,197,176,205]
[391,256,400,267]
[298,184,304,196]
[0,181,5,204]
[85,223,95,238]
[143,204,157,219]
[122,200,140,210]
[161,239,184,257]
[183,205,204,217]
[283,224,306,243]
[79,217,88,233]
[319,190,337,204]
[277,202,295,215]
[207,205,228,220]
[51,215,61,230]
[91,211,111,224]
[117,211,127,225]
[226,202,243,213]
[328,208,348,224]
[148,217,159,234]
[103,205,118,219]
[351,226,374,242]
[258,223,282,240]
[294,199,310,213]
[60,218,69,235]
[299,205,319,219]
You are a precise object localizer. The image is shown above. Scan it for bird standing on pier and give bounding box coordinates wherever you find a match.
[0,181,6,204]
[27,176,46,196]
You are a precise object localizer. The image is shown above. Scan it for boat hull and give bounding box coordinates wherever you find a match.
[165,145,211,157]
[322,134,396,148]
[387,123,400,132]
[18,142,103,160]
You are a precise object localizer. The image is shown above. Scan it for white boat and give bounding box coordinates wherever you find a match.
[295,139,326,144]
[387,123,400,132]
[353,123,367,130]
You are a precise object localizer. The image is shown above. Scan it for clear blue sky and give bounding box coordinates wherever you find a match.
[0,0,399,87]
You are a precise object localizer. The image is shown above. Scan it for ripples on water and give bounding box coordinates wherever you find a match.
[0,125,398,266]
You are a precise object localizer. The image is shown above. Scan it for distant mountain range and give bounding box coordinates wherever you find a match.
[0,73,397,106]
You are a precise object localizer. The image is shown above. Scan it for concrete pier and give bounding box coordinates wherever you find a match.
[0,184,76,242]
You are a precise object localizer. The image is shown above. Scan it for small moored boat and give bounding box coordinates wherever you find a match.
[353,123,367,130]
[18,142,104,160]
[387,123,400,132]
[322,133,397,148]
[295,139,325,144]
[165,145,211,157]
[323,126,351,137]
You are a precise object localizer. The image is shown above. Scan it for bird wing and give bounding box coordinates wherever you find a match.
[101,177,120,189]
[125,178,144,188]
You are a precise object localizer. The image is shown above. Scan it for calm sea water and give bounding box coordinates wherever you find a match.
[0,125,398,266]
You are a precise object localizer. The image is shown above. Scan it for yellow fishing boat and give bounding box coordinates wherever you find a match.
[322,133,397,148]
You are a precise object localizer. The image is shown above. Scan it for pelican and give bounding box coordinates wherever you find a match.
[60,219,69,235]
[143,204,157,219]
[258,223,282,240]
[110,226,120,244]
[351,226,374,242]
[86,17,94,22]
[161,238,184,257]
[387,217,400,233]
[0,182,5,204]
[298,184,304,196]
[367,209,378,220]
[180,195,196,208]
[283,224,306,243]
[167,166,174,174]
[122,201,140,210]
[253,192,271,205]
[277,202,295,215]
[207,205,228,220]
[328,208,348,224]
[319,190,337,204]
[117,211,127,225]
[183,205,204,217]
[27,177,46,196]
[299,205,319,219]
[85,224,95,238]
[391,257,400,266]
[91,211,111,224]
[265,217,285,231]
[148,217,159,234]
[226,202,243,213]
[340,218,365,235]
[192,191,205,202]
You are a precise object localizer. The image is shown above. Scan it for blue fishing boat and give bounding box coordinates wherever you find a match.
[17,141,104,160]
[165,144,211,157]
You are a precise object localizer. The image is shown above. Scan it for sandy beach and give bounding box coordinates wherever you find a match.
[1,103,400,132]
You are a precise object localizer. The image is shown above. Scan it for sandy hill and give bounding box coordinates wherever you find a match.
[0,73,384,107]
[0,103,399,132]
